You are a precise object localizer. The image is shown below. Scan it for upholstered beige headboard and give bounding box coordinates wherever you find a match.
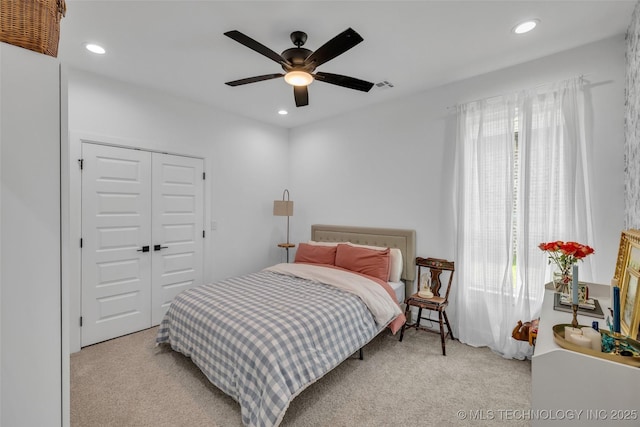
[310,224,417,295]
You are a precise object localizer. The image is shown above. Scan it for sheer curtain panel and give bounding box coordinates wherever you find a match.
[453,95,520,356]
[453,78,593,359]
[516,78,595,323]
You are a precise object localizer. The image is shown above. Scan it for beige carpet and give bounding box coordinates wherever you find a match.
[71,326,531,426]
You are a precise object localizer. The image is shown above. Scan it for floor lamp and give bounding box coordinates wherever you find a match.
[273,189,295,262]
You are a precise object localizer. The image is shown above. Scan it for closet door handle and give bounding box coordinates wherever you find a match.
[154,244,168,251]
[137,245,150,253]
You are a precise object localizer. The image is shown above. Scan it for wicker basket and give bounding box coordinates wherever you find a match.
[0,0,66,57]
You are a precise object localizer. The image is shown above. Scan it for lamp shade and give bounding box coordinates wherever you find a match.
[273,200,293,216]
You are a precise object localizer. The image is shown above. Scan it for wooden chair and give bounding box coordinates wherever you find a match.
[399,257,455,355]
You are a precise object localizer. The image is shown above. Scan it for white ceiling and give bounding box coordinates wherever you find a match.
[58,1,636,128]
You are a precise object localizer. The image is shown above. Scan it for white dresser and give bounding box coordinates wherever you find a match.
[532,282,640,426]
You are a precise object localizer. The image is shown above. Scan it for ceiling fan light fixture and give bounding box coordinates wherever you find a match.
[284,70,314,86]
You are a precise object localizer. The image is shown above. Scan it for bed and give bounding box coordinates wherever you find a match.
[156,224,416,427]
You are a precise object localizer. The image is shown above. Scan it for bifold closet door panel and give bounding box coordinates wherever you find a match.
[81,143,153,346]
[151,153,204,325]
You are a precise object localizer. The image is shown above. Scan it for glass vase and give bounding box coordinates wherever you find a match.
[553,269,572,294]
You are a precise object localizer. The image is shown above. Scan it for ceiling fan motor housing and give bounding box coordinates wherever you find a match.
[281,47,313,71]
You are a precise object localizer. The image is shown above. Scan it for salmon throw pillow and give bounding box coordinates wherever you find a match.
[335,243,390,281]
[294,242,337,265]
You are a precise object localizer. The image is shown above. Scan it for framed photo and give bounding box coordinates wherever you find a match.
[613,229,640,337]
[621,268,640,338]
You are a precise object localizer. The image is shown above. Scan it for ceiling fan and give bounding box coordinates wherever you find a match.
[224,28,374,107]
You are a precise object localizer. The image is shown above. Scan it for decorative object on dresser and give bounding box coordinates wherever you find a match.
[552,291,604,318]
[273,188,295,262]
[543,230,640,370]
[399,257,455,355]
[538,240,594,294]
[551,324,640,367]
[612,229,640,339]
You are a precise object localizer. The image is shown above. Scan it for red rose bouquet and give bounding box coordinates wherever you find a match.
[538,240,595,287]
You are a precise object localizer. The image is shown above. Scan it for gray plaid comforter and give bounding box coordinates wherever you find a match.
[156,268,381,427]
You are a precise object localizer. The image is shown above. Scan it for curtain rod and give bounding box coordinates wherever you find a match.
[445,73,591,111]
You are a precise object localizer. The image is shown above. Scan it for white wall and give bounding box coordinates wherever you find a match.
[290,35,626,288]
[67,69,290,351]
[1,42,62,426]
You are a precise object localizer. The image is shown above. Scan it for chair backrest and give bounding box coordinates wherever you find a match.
[416,257,455,301]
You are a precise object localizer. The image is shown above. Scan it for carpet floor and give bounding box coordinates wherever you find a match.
[71,326,531,426]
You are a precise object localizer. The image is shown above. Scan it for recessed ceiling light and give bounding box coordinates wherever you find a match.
[513,19,539,35]
[278,110,288,115]
[85,43,106,54]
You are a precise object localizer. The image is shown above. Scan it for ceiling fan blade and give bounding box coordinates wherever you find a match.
[294,86,309,107]
[225,74,284,86]
[305,28,364,68]
[224,30,290,66]
[314,72,374,92]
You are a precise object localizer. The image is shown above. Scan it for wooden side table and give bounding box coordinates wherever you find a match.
[278,243,295,262]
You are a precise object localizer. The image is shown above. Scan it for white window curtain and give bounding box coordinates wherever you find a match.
[453,77,593,359]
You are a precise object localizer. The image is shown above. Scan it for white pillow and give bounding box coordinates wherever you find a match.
[307,240,341,247]
[345,242,403,283]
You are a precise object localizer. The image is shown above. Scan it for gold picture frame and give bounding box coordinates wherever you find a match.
[622,269,640,338]
[613,229,640,338]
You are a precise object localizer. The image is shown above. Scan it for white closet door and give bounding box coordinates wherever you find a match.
[81,143,152,346]
[151,153,204,325]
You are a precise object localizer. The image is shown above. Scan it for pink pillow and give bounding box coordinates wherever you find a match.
[335,243,390,281]
[294,243,337,265]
